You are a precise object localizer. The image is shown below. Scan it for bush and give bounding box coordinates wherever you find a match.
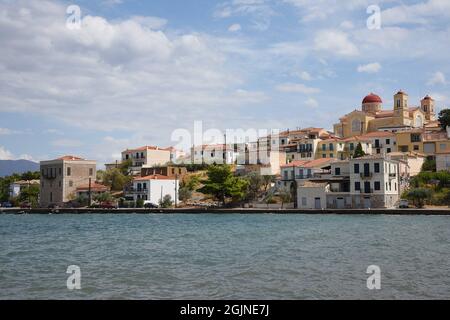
[136,198,144,208]
[159,195,173,208]
[405,188,432,208]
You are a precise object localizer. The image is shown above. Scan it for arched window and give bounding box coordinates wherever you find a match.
[352,119,361,132]
[415,115,423,128]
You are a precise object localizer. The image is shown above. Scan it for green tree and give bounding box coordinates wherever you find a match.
[101,168,132,191]
[421,158,436,172]
[438,109,450,130]
[262,175,276,192]
[178,187,192,202]
[18,184,40,208]
[136,198,144,208]
[119,159,133,176]
[183,174,201,191]
[245,172,264,201]
[159,194,173,208]
[198,165,248,206]
[278,187,292,209]
[93,192,113,203]
[406,188,432,208]
[353,143,366,158]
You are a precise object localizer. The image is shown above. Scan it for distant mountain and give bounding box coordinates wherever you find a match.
[0,160,39,177]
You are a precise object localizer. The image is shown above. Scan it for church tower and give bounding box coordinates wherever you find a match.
[394,90,409,125]
[421,95,436,121]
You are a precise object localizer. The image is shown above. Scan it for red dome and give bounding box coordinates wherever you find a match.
[362,93,383,104]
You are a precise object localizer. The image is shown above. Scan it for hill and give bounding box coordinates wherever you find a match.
[0,160,39,177]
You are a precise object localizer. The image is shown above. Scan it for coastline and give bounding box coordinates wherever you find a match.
[1,207,450,215]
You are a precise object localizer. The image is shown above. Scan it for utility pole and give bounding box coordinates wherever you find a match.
[174,174,178,208]
[88,177,92,207]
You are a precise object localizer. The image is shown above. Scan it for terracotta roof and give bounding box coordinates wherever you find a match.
[359,131,395,138]
[281,158,335,169]
[57,155,84,161]
[125,146,166,152]
[375,110,394,118]
[133,174,175,181]
[362,93,383,104]
[280,160,309,168]
[76,183,110,192]
[342,136,371,142]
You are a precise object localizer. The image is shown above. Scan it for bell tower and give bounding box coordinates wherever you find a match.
[394,90,409,124]
[421,95,435,121]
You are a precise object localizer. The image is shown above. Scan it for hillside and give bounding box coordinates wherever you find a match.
[0,160,39,177]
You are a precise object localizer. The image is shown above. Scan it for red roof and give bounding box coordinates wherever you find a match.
[280,160,309,168]
[281,158,335,169]
[359,131,395,138]
[133,174,174,181]
[362,93,382,104]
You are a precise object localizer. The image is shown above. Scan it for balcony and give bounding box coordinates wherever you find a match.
[388,173,397,179]
[360,172,373,179]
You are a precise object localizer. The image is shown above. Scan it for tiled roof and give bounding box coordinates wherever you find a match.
[359,131,395,138]
[57,155,84,161]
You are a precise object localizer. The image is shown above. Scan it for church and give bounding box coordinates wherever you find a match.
[333,91,436,138]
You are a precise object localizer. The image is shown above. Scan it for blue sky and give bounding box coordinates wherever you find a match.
[0,0,449,165]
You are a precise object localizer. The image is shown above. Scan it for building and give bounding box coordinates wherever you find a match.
[296,155,400,209]
[75,182,110,199]
[191,144,238,165]
[358,131,396,155]
[436,152,450,172]
[126,175,179,205]
[9,180,40,198]
[333,91,435,138]
[39,156,96,207]
[279,158,336,190]
[141,165,187,179]
[122,146,172,175]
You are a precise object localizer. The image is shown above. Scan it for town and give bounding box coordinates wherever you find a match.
[1,90,450,211]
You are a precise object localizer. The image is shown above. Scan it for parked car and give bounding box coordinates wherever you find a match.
[20,202,32,209]
[1,202,13,208]
[399,199,409,208]
[144,201,158,209]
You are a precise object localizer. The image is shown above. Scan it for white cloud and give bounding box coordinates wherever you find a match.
[214,0,275,30]
[357,62,382,74]
[228,23,242,32]
[276,83,320,94]
[314,30,359,57]
[340,20,354,29]
[381,0,450,26]
[0,128,12,135]
[304,98,319,108]
[0,146,14,160]
[427,71,446,86]
[299,71,312,81]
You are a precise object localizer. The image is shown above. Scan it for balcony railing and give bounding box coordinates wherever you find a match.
[360,172,373,179]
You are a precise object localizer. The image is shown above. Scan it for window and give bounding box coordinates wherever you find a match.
[440,144,447,150]
[411,134,421,142]
[352,119,361,133]
[387,148,391,153]
[414,145,419,151]
[143,183,147,190]
[374,163,380,173]
[386,139,391,145]
[396,99,400,108]
[355,182,361,191]
[322,154,326,158]
[329,143,334,151]
[374,181,381,191]
[354,164,360,174]
[375,139,380,147]
[59,168,62,175]
[330,154,334,158]
[69,181,73,187]
[376,149,381,154]
[141,152,144,158]
[350,143,354,151]
[67,167,71,176]
[89,168,94,176]
[322,144,326,151]
[126,154,129,160]
[335,168,341,176]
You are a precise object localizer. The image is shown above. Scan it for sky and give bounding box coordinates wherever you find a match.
[0,0,449,165]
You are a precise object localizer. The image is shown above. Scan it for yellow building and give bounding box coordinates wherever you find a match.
[334,91,436,138]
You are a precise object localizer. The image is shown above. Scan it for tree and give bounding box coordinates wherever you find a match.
[101,168,132,191]
[245,172,264,201]
[119,159,133,176]
[159,195,173,208]
[183,174,201,191]
[262,175,276,192]
[406,188,431,208]
[93,192,113,203]
[178,187,192,202]
[278,187,292,209]
[438,109,450,130]
[136,198,144,208]
[422,158,436,172]
[353,143,366,158]
[198,165,248,206]
[18,184,40,207]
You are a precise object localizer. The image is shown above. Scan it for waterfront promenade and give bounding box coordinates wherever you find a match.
[1,207,450,215]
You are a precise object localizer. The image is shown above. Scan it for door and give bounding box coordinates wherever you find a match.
[364,181,371,194]
[315,198,321,209]
[363,197,371,209]
[337,198,345,209]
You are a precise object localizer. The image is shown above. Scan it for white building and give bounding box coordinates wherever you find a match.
[9,180,40,198]
[129,174,179,205]
[122,146,172,175]
[359,131,397,155]
[191,144,238,165]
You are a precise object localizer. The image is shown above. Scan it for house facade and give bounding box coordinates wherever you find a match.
[126,175,179,205]
[122,146,172,175]
[39,156,96,207]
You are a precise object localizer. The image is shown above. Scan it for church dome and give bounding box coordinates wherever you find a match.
[362,93,383,104]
